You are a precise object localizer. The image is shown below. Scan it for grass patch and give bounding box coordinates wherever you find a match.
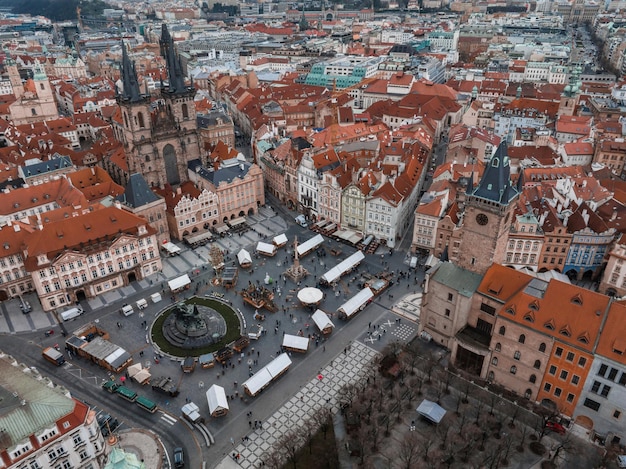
[291,419,339,469]
[151,296,242,357]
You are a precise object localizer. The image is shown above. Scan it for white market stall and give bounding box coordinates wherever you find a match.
[297,287,324,306]
[320,251,365,285]
[133,368,151,385]
[337,287,374,319]
[296,234,324,257]
[161,241,181,256]
[273,233,288,248]
[416,399,447,424]
[256,242,277,257]
[168,274,191,292]
[237,249,252,268]
[206,384,229,417]
[282,334,310,353]
[312,309,335,335]
[243,353,292,397]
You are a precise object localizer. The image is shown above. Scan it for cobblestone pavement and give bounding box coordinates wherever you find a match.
[215,341,379,469]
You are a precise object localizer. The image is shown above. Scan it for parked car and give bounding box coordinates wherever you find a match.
[545,421,566,434]
[173,447,185,468]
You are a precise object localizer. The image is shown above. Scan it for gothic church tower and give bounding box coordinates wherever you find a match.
[116,25,201,187]
[455,142,519,275]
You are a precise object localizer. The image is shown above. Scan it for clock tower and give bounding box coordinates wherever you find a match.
[455,142,518,274]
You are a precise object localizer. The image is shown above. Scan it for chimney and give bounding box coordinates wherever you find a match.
[611,209,618,222]
[563,215,569,227]
[13,224,20,232]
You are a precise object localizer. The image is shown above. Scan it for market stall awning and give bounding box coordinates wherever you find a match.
[416,399,446,424]
[215,225,230,234]
[229,217,247,227]
[168,274,191,291]
[237,249,252,266]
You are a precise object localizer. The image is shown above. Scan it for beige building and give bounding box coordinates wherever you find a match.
[318,168,346,226]
[504,212,544,272]
[342,183,367,233]
[154,181,220,241]
[0,351,108,468]
[594,139,626,176]
[26,206,162,311]
[412,193,447,254]
[8,60,59,125]
[599,243,626,297]
[189,159,265,222]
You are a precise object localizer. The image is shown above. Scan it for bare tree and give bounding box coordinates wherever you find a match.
[499,434,515,465]
[437,421,451,450]
[397,432,421,469]
[353,419,373,466]
[420,437,435,463]
[261,449,283,469]
[402,340,421,375]
[461,379,472,403]
[517,425,529,452]
[422,352,439,383]
[550,433,579,464]
[455,392,464,415]
[457,408,469,435]
[310,406,333,440]
[488,392,499,416]
[474,400,485,426]
[274,426,306,469]
[508,405,520,429]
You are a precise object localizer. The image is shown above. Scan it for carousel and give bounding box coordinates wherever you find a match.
[297,287,324,306]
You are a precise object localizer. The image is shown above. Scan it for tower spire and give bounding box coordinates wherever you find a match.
[160,24,187,95]
[119,41,142,102]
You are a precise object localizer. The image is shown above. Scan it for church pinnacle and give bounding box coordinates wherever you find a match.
[160,24,188,95]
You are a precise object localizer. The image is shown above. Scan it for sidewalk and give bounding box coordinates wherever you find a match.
[214,341,379,469]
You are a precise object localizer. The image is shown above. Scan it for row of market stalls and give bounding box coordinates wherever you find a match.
[127,363,151,385]
[242,353,292,397]
[337,287,374,320]
[309,221,381,253]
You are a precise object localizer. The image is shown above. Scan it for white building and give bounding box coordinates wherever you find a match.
[0,351,107,468]
[298,152,319,219]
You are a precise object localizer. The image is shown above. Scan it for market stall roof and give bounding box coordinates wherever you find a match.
[243,368,272,396]
[206,384,229,414]
[133,368,151,384]
[127,363,142,377]
[229,217,246,227]
[296,234,324,256]
[215,225,230,234]
[337,287,374,318]
[320,251,365,284]
[184,230,213,245]
[237,249,252,266]
[297,287,323,305]
[416,399,447,424]
[273,233,288,246]
[161,241,181,254]
[282,334,310,351]
[266,353,292,378]
[312,309,334,331]
[168,274,191,291]
[257,242,276,255]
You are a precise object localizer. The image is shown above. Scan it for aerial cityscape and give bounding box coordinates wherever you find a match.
[0,0,625,468]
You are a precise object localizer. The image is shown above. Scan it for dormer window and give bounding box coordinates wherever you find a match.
[529,300,539,311]
[544,319,555,330]
[571,294,583,305]
[524,312,535,323]
[505,306,516,315]
[578,333,590,344]
[559,325,571,337]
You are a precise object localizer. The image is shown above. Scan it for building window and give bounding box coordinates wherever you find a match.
[492,357,498,366]
[560,370,568,380]
[614,410,621,419]
[519,334,526,344]
[534,360,541,369]
[554,387,562,397]
[544,382,552,392]
[566,352,575,362]
[549,365,557,375]
[599,364,608,377]
[601,385,611,398]
[578,357,587,367]
[555,347,563,357]
[447,293,454,302]
[583,398,601,411]
[529,374,537,383]
[572,375,580,385]
[444,308,450,317]
[510,366,517,374]
[539,343,546,353]
[495,343,501,352]
[514,351,521,360]
[499,326,506,335]
[567,393,575,403]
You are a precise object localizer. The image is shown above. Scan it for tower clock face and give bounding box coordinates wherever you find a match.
[476,213,489,226]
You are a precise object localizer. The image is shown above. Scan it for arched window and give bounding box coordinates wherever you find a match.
[492,357,498,366]
[539,342,546,353]
[31,108,36,116]
[524,389,532,399]
[495,343,501,352]
[514,351,521,360]
[499,326,506,336]
[534,360,541,369]
[182,103,189,119]
[529,375,537,384]
[510,366,517,375]
[519,334,526,344]
[488,371,495,382]
[137,112,145,128]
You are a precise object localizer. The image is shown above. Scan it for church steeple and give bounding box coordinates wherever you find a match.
[118,41,143,103]
[470,142,517,206]
[160,24,188,95]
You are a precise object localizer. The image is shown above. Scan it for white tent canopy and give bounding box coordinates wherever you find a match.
[127,363,142,378]
[338,287,374,318]
[273,233,288,246]
[256,242,276,256]
[416,399,447,424]
[297,287,323,305]
[168,274,191,291]
[237,249,252,266]
[297,234,324,257]
[282,334,310,352]
[320,251,365,284]
[161,242,181,255]
[206,384,229,416]
[243,368,273,396]
[133,368,151,385]
[312,309,334,333]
